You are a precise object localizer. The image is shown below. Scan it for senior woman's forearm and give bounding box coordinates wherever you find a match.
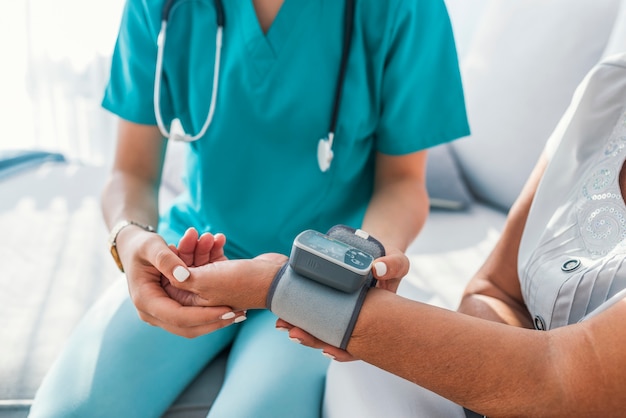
[347,288,607,417]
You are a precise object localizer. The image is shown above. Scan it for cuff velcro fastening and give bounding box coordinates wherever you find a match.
[267,225,385,350]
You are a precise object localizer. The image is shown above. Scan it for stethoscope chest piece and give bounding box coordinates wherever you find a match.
[169,118,193,142]
[317,135,334,172]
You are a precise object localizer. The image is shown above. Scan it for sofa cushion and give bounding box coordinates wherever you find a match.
[0,150,65,180]
[0,162,227,417]
[603,0,626,58]
[443,0,490,60]
[452,0,622,211]
[426,143,473,210]
[402,202,506,309]
[0,162,118,410]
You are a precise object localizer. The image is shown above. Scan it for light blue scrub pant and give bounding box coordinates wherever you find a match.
[29,278,329,418]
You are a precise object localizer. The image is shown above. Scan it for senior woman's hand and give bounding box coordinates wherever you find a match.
[164,229,288,311]
[161,227,229,306]
[171,254,286,310]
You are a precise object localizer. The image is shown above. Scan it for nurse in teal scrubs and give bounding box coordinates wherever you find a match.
[29,0,470,416]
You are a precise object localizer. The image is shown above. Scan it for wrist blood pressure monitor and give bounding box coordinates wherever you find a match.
[290,230,374,293]
[267,225,385,349]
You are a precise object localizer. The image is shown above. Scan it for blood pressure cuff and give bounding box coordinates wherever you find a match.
[266,225,385,350]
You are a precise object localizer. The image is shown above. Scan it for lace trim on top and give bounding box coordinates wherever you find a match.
[521,110,626,329]
[577,111,626,256]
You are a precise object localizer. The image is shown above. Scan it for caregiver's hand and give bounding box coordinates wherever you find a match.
[117,225,240,338]
[372,247,411,293]
[161,227,229,306]
[275,250,411,362]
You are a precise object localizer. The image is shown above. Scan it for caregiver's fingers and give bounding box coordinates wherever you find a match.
[129,231,192,287]
[137,293,247,338]
[275,319,357,361]
[372,251,410,281]
[275,318,293,331]
[282,326,357,362]
[149,312,246,338]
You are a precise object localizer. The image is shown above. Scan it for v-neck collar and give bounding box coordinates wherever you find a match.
[240,0,309,62]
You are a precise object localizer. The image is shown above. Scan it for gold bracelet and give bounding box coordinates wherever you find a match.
[108,220,156,272]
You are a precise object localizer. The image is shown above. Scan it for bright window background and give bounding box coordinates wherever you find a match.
[0,0,487,168]
[0,0,126,166]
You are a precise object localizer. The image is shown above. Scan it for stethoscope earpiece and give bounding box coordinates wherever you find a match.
[154,17,223,143]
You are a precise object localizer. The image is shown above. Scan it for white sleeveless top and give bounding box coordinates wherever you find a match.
[518,54,626,331]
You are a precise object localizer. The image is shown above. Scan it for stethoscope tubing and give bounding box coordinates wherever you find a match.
[154,0,354,149]
[328,0,355,144]
[154,0,225,142]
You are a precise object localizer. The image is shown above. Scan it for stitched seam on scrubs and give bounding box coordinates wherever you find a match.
[141,0,159,41]
[384,0,405,67]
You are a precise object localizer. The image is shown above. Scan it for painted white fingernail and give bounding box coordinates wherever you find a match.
[289,337,302,344]
[322,351,336,360]
[220,312,236,320]
[374,261,387,277]
[276,327,289,332]
[234,315,247,323]
[173,266,190,282]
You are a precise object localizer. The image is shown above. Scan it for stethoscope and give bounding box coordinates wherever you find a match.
[153,0,355,172]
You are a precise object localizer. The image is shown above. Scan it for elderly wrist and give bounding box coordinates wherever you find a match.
[256,261,283,309]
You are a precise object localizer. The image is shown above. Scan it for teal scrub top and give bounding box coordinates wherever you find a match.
[102,0,470,259]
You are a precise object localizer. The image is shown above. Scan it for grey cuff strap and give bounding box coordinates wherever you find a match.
[267,263,373,350]
[266,225,385,350]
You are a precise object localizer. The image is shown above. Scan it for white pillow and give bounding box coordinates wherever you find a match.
[452,0,622,211]
[426,143,473,211]
[443,0,490,60]
[603,0,626,58]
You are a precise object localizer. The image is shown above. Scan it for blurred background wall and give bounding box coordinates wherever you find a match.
[0,0,125,166]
